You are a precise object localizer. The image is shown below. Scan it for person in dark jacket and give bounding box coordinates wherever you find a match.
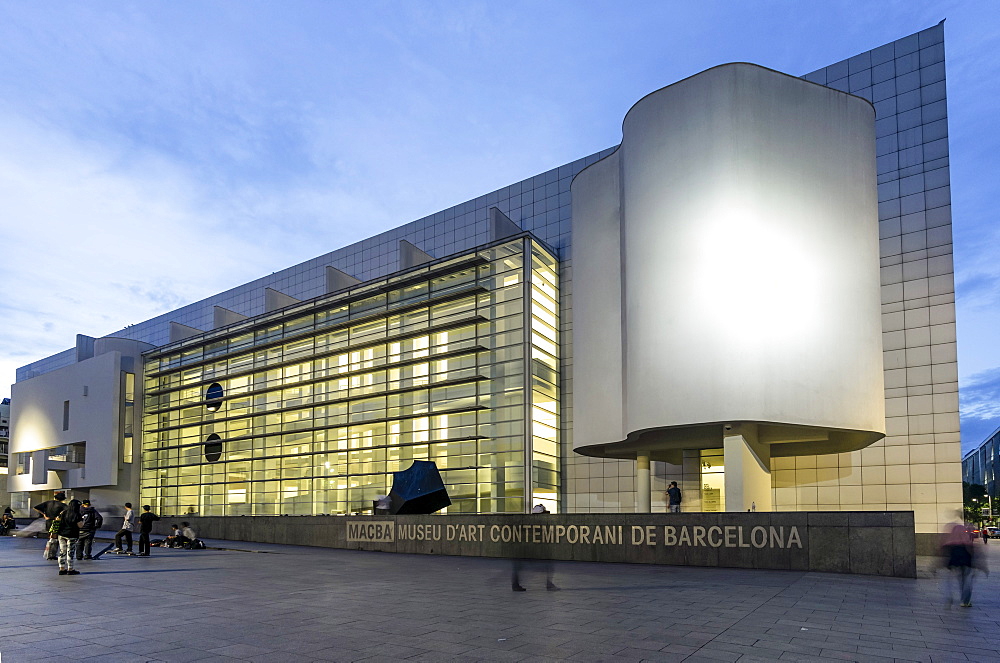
[137,505,160,556]
[76,500,103,560]
[53,499,83,575]
[666,482,682,513]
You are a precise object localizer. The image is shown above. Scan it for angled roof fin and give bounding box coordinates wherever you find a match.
[264,287,301,313]
[213,306,248,329]
[169,321,204,343]
[489,207,522,241]
[326,266,361,293]
[399,240,433,269]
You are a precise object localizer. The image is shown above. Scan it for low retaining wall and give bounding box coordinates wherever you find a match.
[147,511,916,577]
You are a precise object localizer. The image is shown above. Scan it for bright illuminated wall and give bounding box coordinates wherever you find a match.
[573,62,885,454]
[139,238,559,516]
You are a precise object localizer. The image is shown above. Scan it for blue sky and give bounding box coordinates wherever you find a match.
[1,1,997,452]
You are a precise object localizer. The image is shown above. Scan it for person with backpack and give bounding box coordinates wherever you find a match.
[666,481,683,513]
[76,500,103,560]
[34,491,67,560]
[52,499,83,575]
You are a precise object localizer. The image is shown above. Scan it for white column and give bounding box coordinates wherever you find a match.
[723,424,772,512]
[636,454,651,512]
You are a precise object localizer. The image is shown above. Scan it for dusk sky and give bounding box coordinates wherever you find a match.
[1,1,997,453]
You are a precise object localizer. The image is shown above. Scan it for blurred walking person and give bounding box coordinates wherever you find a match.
[941,516,988,607]
[512,505,558,591]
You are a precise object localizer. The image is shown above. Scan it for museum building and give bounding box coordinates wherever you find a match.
[9,24,961,544]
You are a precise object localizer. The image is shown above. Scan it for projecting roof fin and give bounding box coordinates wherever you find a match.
[489,207,521,241]
[264,287,301,313]
[213,306,248,329]
[326,266,362,293]
[399,240,433,269]
[169,321,205,343]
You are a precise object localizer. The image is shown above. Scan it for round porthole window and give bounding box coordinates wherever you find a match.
[205,383,224,412]
[204,433,223,463]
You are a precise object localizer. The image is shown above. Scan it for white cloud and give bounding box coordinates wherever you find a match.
[0,111,353,393]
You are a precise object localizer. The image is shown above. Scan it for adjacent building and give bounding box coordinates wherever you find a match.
[9,23,961,548]
[1,398,10,510]
[962,427,998,511]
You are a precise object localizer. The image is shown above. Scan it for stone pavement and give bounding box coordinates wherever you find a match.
[0,533,997,663]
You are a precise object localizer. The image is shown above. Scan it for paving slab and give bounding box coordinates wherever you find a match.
[0,535,997,662]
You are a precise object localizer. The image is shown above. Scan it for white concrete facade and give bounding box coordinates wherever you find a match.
[574,64,885,470]
[9,338,150,507]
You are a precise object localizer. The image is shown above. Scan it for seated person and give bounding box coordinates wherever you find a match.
[164,524,182,548]
[0,513,15,535]
[181,522,198,548]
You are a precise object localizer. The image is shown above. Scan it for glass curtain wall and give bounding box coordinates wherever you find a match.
[140,237,559,516]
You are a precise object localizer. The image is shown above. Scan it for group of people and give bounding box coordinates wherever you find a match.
[110,502,162,556]
[32,491,104,574]
[30,491,197,574]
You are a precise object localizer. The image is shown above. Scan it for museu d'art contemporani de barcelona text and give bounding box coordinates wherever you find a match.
[9,23,961,576]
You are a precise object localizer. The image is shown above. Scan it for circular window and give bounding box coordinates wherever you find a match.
[204,433,223,463]
[205,383,224,412]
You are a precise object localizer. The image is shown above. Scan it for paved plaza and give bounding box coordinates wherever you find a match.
[0,533,998,663]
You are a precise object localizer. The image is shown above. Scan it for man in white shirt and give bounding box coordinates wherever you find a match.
[112,502,135,554]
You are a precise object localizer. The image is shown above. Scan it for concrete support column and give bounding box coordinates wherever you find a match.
[681,449,703,512]
[636,453,651,512]
[722,424,772,512]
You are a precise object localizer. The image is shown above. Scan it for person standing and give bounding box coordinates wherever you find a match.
[666,481,683,513]
[34,491,66,560]
[53,499,83,575]
[113,502,135,554]
[137,505,160,556]
[77,500,103,560]
[33,491,67,528]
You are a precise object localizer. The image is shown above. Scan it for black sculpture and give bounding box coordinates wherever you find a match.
[388,460,451,514]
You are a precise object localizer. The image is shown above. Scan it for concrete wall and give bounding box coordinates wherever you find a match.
[150,511,916,578]
[9,351,123,491]
[573,63,885,458]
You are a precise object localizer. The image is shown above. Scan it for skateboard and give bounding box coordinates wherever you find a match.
[91,543,132,559]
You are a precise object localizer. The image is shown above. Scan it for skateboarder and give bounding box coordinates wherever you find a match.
[137,505,160,556]
[112,502,136,554]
